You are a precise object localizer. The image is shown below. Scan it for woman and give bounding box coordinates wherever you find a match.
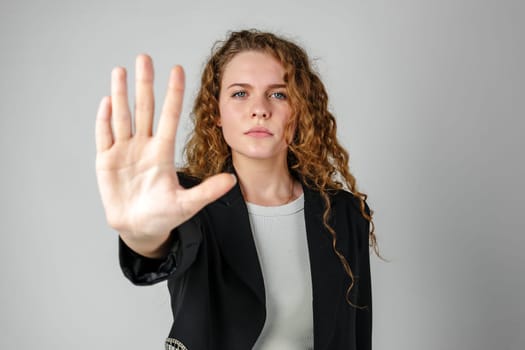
[95,29,378,350]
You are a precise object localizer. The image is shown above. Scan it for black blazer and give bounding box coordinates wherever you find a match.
[119,174,372,350]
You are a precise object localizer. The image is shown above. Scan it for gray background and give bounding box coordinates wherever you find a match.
[1,0,523,349]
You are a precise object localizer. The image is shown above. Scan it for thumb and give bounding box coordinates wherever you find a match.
[180,173,237,217]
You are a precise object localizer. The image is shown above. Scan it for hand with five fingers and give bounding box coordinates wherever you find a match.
[95,55,236,258]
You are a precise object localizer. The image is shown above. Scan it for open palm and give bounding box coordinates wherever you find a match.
[95,55,235,258]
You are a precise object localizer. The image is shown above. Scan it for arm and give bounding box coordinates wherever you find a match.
[119,216,202,285]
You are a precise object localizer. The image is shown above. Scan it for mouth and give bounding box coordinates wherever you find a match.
[245,127,273,137]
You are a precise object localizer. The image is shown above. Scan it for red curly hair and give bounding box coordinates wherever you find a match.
[182,29,378,306]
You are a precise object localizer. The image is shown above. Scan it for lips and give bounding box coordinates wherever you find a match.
[245,126,273,137]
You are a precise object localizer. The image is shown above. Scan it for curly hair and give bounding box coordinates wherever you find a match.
[182,29,379,306]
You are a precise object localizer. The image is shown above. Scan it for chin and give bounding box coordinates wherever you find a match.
[233,149,286,162]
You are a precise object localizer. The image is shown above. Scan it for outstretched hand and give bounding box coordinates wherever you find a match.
[95,55,235,258]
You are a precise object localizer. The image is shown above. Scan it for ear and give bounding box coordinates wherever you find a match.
[216,117,222,127]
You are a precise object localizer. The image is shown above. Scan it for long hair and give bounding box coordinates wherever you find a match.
[182,29,379,305]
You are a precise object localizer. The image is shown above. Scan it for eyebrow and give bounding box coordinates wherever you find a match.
[226,83,287,89]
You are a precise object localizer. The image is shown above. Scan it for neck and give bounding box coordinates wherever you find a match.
[232,154,301,206]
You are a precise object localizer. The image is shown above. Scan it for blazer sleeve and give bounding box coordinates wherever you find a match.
[119,216,203,285]
[355,201,372,350]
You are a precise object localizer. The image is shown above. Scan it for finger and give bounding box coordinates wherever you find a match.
[95,96,114,152]
[111,67,132,140]
[180,173,237,218]
[157,65,185,142]
[134,54,154,137]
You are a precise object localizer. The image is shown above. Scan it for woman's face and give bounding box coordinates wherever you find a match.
[218,51,293,166]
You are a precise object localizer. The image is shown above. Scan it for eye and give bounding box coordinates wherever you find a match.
[231,90,247,98]
[270,91,287,100]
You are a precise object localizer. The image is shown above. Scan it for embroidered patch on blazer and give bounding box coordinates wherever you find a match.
[165,338,188,350]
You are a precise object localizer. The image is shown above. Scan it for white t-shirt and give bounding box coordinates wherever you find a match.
[247,193,314,350]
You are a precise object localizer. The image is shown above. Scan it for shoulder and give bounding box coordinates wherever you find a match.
[330,189,371,247]
[302,185,370,230]
[332,189,371,217]
[302,184,368,215]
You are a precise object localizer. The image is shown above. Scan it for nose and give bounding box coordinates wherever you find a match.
[251,97,271,119]
[252,111,268,118]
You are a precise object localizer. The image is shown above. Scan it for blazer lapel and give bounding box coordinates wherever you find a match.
[303,185,344,350]
[207,182,266,306]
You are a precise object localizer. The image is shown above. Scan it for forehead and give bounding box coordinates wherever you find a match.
[221,51,285,86]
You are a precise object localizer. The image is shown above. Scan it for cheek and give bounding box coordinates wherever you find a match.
[220,119,235,138]
[278,106,294,140]
[218,106,232,130]
[217,95,232,126]
[217,112,238,145]
[283,108,298,144]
